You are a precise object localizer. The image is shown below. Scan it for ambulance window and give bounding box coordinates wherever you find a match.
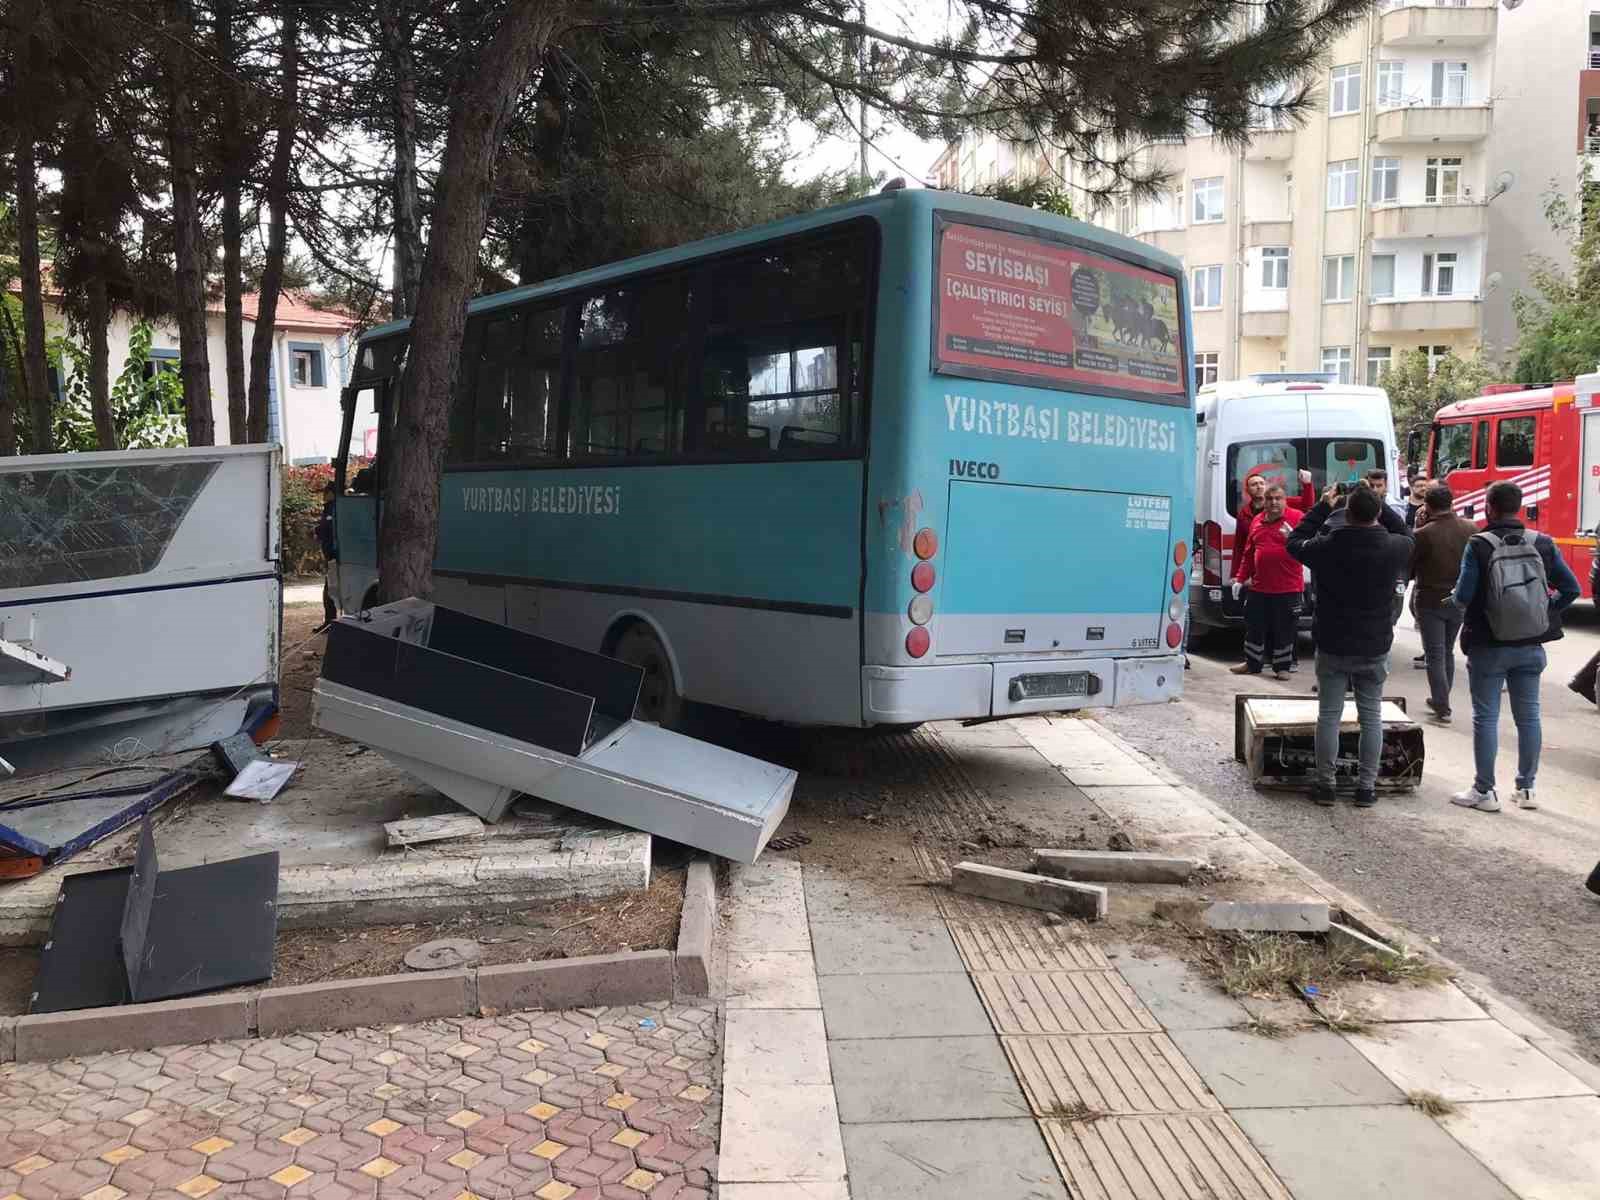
[1312,438,1381,488]
[1496,417,1535,468]
[1432,423,1472,476]
[1226,440,1299,518]
[1475,419,1490,469]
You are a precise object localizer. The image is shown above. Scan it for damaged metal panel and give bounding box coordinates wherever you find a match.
[1234,693,1424,791]
[313,600,796,862]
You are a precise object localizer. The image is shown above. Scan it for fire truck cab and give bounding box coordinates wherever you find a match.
[1420,381,1599,600]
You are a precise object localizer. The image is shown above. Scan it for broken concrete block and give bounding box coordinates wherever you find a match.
[950,861,1107,921]
[1202,900,1330,933]
[1326,920,1400,961]
[385,813,486,848]
[1034,849,1196,885]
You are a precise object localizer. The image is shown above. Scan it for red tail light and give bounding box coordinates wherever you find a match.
[913,528,938,560]
[1170,569,1185,593]
[906,627,931,658]
[1165,622,1184,648]
[1202,521,1223,586]
[911,562,935,592]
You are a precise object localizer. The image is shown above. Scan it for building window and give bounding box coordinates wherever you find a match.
[1430,61,1468,106]
[1194,352,1220,389]
[1370,254,1396,299]
[1330,64,1362,115]
[1496,416,1536,467]
[1422,252,1457,296]
[1261,247,1289,290]
[1377,61,1405,108]
[1191,265,1224,310]
[1326,160,1359,209]
[1426,344,1452,372]
[1425,157,1463,204]
[1371,157,1399,204]
[143,348,181,382]
[1367,347,1392,387]
[289,345,326,388]
[1322,255,1355,302]
[1321,346,1353,385]
[1192,176,1225,223]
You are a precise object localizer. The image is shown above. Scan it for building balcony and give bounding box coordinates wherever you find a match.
[1379,1,1496,48]
[1138,228,1187,257]
[1370,201,1487,239]
[1241,309,1290,339]
[1243,219,1293,248]
[1376,102,1491,144]
[1243,129,1295,162]
[1369,297,1482,333]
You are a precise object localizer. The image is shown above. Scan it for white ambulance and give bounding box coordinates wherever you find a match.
[1190,374,1402,636]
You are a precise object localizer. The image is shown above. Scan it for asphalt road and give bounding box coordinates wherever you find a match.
[1100,598,1600,1065]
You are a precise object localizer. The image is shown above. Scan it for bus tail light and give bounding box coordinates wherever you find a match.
[908,595,933,625]
[1170,569,1185,593]
[911,562,935,592]
[1165,622,1183,649]
[1173,540,1188,566]
[1201,521,1223,586]
[913,527,938,560]
[906,627,931,658]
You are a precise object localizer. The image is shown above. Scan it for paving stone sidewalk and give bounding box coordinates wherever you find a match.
[0,1004,719,1200]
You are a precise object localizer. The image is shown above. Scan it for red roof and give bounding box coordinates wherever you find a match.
[218,290,358,333]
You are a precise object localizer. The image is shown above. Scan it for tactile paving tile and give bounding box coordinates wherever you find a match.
[973,970,1161,1035]
[1004,1035,1221,1117]
[947,921,1110,973]
[1042,1113,1292,1200]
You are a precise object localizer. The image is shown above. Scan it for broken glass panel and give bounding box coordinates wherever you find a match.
[0,461,218,590]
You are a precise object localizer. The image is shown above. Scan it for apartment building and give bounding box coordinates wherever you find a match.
[931,0,1578,389]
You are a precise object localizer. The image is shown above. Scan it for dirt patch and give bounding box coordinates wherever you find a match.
[0,947,39,1015]
[277,601,331,741]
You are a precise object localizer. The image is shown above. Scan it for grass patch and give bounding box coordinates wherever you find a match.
[1237,1015,1292,1039]
[1202,932,1448,1000]
[1408,1090,1458,1118]
[1043,1098,1104,1122]
[1312,1001,1376,1036]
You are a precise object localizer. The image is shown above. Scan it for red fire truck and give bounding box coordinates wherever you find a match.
[1415,379,1600,600]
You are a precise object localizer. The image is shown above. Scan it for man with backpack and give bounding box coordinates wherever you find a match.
[1450,481,1583,814]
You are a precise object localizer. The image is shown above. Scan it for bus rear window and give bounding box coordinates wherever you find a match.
[933,217,1186,405]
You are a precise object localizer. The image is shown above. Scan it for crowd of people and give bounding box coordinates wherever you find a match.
[1226,469,1587,819]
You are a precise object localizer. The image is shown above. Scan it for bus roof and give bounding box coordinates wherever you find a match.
[356,188,1185,345]
[1434,383,1573,421]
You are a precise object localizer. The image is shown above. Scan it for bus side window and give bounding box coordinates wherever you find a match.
[1432,422,1471,476]
[571,277,689,459]
[1496,415,1535,468]
[699,231,868,458]
[1474,419,1490,469]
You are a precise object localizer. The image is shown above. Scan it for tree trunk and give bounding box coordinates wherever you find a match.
[15,134,54,454]
[378,8,562,602]
[86,273,117,449]
[217,0,248,443]
[246,1,301,445]
[0,302,19,455]
[379,0,422,319]
[166,0,215,447]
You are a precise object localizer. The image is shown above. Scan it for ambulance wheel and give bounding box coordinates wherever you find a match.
[614,625,685,729]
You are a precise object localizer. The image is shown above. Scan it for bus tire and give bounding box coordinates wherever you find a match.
[613,624,685,729]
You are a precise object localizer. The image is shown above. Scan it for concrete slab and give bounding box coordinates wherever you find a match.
[1116,956,1252,1031]
[1043,1113,1290,1200]
[1202,900,1330,932]
[1034,849,1195,884]
[727,902,813,954]
[723,1009,832,1086]
[1234,1105,1516,1200]
[1325,981,1487,1023]
[973,970,1160,1036]
[946,920,1110,973]
[1346,1019,1595,1102]
[829,1035,1030,1123]
[810,918,964,976]
[1003,1033,1221,1117]
[802,870,940,922]
[726,951,821,1010]
[0,738,652,943]
[951,862,1108,920]
[1169,1027,1405,1108]
[1443,1096,1600,1199]
[719,1186,850,1200]
[818,972,993,1039]
[1326,920,1401,961]
[717,1082,846,1184]
[842,1119,1069,1200]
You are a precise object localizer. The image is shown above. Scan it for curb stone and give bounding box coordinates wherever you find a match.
[1079,715,1600,1079]
[3,859,716,1062]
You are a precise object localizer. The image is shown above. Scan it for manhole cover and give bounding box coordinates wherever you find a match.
[403,938,482,971]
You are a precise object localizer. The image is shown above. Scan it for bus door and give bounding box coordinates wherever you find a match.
[333,380,387,611]
[1491,411,1542,527]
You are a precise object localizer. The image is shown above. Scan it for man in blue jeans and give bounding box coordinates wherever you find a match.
[1450,481,1582,813]
[1287,484,1413,807]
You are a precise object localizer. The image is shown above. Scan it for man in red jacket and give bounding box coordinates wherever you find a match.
[1231,483,1304,678]
[1233,469,1316,585]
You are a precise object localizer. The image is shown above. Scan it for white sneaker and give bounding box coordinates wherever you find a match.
[1451,786,1501,813]
[1511,788,1538,810]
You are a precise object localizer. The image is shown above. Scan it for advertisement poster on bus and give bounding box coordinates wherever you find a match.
[934,221,1184,402]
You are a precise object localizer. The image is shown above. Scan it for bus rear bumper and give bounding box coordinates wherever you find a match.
[862,655,1183,725]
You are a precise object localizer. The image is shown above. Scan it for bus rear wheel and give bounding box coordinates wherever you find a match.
[613,625,685,728]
